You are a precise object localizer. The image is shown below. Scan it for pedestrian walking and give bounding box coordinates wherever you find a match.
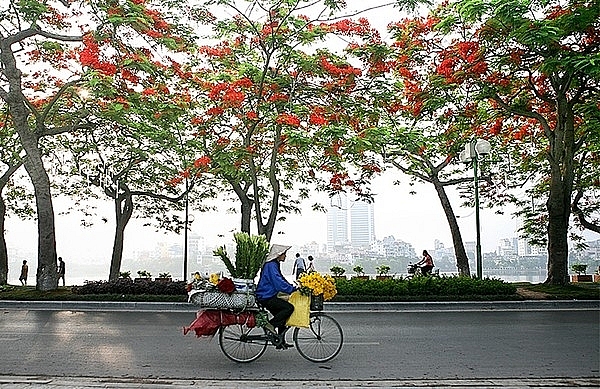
[58,257,66,286]
[292,253,306,280]
[306,255,315,273]
[19,260,28,285]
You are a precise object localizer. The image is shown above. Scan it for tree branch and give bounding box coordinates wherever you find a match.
[572,189,600,234]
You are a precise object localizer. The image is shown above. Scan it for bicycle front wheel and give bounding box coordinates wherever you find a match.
[218,324,268,363]
[293,312,343,362]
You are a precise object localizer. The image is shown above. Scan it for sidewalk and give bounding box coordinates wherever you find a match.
[1,299,599,312]
[1,375,599,388]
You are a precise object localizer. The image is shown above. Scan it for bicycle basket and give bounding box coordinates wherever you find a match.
[189,290,256,310]
[310,294,324,311]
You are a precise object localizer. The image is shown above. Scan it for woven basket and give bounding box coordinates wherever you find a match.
[189,290,256,310]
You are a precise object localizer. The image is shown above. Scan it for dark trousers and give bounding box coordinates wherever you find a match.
[260,296,294,332]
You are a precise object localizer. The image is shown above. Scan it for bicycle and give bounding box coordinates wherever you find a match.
[218,307,343,363]
[406,263,439,279]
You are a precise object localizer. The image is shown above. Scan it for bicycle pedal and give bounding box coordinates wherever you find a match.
[276,342,293,350]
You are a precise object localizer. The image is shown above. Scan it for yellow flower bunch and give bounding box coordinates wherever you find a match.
[209,273,220,285]
[298,272,337,301]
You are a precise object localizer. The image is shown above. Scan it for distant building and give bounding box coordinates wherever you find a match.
[517,238,544,256]
[370,236,416,259]
[326,194,375,250]
[327,195,349,249]
[497,238,518,257]
[349,199,375,248]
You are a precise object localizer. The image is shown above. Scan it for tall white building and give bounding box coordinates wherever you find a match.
[326,194,375,250]
[327,195,349,249]
[350,199,375,248]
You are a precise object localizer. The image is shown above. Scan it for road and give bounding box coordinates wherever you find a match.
[0,307,598,383]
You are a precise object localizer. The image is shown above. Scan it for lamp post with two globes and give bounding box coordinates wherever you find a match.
[460,139,492,279]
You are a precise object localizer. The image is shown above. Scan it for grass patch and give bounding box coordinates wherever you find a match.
[517,282,600,300]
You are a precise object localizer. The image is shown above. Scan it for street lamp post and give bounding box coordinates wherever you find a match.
[183,188,189,282]
[183,177,190,283]
[460,139,491,279]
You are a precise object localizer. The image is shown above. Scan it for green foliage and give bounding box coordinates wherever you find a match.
[334,276,517,300]
[2,280,598,301]
[570,264,588,275]
[158,272,171,278]
[376,264,391,275]
[137,270,151,278]
[352,265,365,276]
[330,266,346,277]
[119,271,131,279]
[72,279,186,296]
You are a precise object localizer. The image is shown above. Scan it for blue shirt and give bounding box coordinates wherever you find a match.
[255,260,295,301]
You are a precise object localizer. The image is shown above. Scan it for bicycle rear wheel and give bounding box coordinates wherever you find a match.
[293,312,343,362]
[218,324,268,363]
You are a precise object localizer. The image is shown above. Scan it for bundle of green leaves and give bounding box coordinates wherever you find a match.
[214,232,269,279]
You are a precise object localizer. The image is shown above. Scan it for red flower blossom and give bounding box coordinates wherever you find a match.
[121,69,139,83]
[222,89,245,107]
[268,92,289,102]
[193,156,211,168]
[309,112,328,126]
[216,137,230,146]
[207,106,224,116]
[276,113,301,127]
[144,29,163,38]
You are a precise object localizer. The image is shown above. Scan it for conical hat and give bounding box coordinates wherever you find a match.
[266,244,292,262]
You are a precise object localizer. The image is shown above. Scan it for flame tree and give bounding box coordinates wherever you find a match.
[387,0,599,284]
[177,0,386,241]
[349,12,501,276]
[0,0,197,290]
[0,117,33,285]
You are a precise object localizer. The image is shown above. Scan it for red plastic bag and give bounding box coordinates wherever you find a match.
[183,310,255,337]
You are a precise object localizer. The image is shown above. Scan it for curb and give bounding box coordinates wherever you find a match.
[0,376,599,388]
[1,299,598,312]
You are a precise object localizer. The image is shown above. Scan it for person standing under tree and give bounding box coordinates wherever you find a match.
[19,260,28,285]
[57,257,66,286]
[292,253,306,280]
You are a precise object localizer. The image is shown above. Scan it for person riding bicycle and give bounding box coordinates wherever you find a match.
[256,244,297,339]
[415,249,434,276]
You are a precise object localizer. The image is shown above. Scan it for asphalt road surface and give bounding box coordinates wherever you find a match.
[0,309,598,382]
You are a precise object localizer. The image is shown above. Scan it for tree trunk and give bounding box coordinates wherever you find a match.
[544,96,575,285]
[0,195,8,285]
[240,198,252,234]
[432,178,471,276]
[3,42,58,291]
[27,155,59,291]
[546,186,570,285]
[109,192,134,281]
